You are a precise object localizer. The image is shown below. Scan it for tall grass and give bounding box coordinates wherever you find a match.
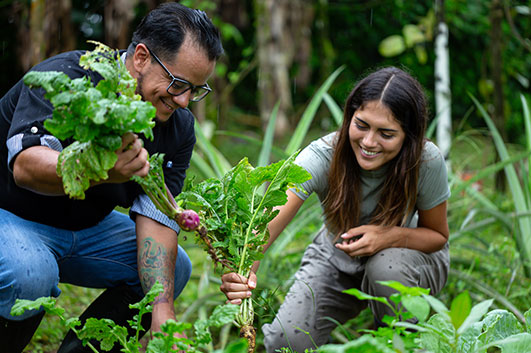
[468,94,531,278]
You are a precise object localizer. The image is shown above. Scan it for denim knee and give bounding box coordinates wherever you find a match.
[0,253,60,320]
[173,245,192,299]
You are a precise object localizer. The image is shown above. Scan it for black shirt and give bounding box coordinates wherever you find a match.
[0,50,195,230]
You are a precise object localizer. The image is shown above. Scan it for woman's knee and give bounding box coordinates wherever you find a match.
[263,319,317,353]
[364,248,420,289]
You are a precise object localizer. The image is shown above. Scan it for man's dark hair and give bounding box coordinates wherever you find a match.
[127,2,223,62]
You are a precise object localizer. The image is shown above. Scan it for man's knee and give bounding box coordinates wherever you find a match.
[173,245,192,298]
[0,256,59,320]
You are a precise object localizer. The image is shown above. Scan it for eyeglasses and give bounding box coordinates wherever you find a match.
[144,44,211,102]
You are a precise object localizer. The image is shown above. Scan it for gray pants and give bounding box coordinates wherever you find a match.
[262,229,449,352]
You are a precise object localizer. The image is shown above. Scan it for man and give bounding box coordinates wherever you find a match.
[0,3,223,352]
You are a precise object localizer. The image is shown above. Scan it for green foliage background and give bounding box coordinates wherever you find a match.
[1,0,531,352]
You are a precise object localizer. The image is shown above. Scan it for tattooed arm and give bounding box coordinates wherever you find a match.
[135,214,178,333]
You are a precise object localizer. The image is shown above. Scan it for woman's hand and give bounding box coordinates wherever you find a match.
[335,225,396,258]
[220,271,257,305]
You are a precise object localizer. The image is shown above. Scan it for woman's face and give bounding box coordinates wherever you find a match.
[348,100,406,171]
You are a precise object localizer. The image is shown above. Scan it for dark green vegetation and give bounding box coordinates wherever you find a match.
[2,0,530,352]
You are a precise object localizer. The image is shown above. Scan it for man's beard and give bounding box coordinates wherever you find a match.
[136,73,166,124]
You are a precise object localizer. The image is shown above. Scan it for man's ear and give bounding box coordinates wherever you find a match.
[131,43,151,75]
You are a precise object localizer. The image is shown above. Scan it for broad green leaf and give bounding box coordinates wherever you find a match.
[450,290,472,330]
[456,321,482,353]
[479,310,523,346]
[525,308,531,333]
[207,304,240,327]
[457,299,494,335]
[423,294,451,322]
[477,332,531,353]
[402,295,430,323]
[379,35,405,57]
[418,314,455,353]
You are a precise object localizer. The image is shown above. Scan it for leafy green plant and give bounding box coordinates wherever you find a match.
[23,41,203,233]
[176,153,311,351]
[23,41,156,200]
[318,281,531,353]
[11,282,247,353]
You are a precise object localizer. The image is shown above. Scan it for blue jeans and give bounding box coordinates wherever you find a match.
[0,208,192,320]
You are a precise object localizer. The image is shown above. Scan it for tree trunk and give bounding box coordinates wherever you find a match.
[434,0,452,161]
[14,0,75,73]
[490,0,506,191]
[104,0,139,49]
[254,0,314,138]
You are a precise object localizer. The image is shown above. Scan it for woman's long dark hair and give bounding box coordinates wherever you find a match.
[323,67,428,235]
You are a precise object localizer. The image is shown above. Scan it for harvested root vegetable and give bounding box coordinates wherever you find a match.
[176,154,312,352]
[240,325,256,353]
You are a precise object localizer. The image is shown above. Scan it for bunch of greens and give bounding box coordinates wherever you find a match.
[11,282,248,353]
[23,41,201,232]
[176,153,311,352]
[23,41,156,200]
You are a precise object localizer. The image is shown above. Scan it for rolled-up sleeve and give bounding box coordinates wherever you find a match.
[130,194,180,233]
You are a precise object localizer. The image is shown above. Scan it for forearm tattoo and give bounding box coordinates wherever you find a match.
[138,236,176,304]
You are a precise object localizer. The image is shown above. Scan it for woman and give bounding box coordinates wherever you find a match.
[221,67,450,352]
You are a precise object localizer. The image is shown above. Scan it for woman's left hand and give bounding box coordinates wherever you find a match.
[335,225,394,258]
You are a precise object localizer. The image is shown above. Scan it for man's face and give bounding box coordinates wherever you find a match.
[135,39,215,123]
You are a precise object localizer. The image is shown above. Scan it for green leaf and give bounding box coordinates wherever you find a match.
[343,288,390,307]
[423,294,451,323]
[378,35,405,57]
[10,297,58,317]
[525,308,531,333]
[478,332,531,353]
[402,295,430,323]
[450,290,472,330]
[207,304,239,327]
[418,314,455,353]
[77,318,127,351]
[25,41,157,200]
[377,280,430,296]
[457,298,494,335]
[403,24,425,47]
[456,321,482,353]
[479,310,524,346]
[285,66,344,155]
[222,338,248,353]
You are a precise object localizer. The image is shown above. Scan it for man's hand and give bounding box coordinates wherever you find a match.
[220,271,257,305]
[107,132,149,183]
